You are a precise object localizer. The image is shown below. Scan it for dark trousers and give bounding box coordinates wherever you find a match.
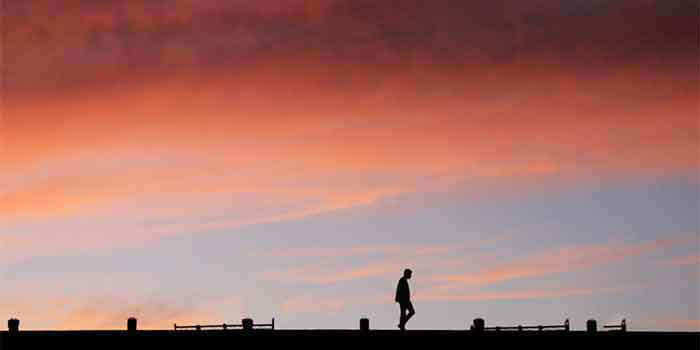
[398,301,415,329]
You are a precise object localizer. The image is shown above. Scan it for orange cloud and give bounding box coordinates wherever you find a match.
[1,29,696,263]
[1,294,239,330]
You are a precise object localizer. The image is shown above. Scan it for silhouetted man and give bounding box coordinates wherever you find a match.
[395,268,415,330]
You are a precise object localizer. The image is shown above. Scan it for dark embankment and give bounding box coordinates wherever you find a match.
[2,330,698,350]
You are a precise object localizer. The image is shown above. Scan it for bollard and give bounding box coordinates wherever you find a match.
[587,319,597,333]
[621,319,626,332]
[8,318,19,333]
[472,318,485,333]
[127,317,137,332]
[564,319,570,332]
[360,318,370,332]
[242,318,253,331]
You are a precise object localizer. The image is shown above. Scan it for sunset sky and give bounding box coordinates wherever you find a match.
[1,0,698,331]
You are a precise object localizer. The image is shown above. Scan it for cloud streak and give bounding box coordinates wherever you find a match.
[432,236,693,287]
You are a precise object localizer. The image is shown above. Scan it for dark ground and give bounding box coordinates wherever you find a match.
[2,330,699,350]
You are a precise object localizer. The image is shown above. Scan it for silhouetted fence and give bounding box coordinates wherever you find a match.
[174,318,275,331]
[473,318,570,332]
[603,319,626,332]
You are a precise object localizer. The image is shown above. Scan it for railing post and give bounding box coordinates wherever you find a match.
[8,319,19,333]
[127,317,137,333]
[242,318,253,331]
[360,318,370,332]
[587,319,597,333]
[471,318,484,333]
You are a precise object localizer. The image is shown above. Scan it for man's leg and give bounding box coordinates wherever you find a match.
[398,303,407,330]
[404,301,415,326]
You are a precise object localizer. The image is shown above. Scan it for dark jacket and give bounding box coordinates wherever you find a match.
[395,277,410,303]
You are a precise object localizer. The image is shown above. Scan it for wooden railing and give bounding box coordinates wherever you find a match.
[174,318,274,331]
[603,319,626,332]
[483,319,570,332]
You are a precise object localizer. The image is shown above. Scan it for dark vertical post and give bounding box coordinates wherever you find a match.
[518,325,523,332]
[621,319,626,332]
[564,319,570,332]
[472,318,485,333]
[127,317,137,332]
[587,319,597,333]
[272,318,275,330]
[242,318,253,331]
[360,318,370,332]
[8,319,19,333]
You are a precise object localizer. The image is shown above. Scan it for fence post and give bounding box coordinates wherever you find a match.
[472,318,485,333]
[127,317,137,333]
[621,319,626,332]
[587,319,597,333]
[360,318,370,332]
[8,319,19,333]
[242,318,253,331]
[565,319,570,332]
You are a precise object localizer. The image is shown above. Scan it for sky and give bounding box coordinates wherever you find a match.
[1,0,698,331]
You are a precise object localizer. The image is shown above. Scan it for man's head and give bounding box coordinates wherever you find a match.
[403,268,413,279]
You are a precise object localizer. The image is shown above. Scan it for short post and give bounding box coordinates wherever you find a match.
[127,317,137,332]
[564,319,570,332]
[242,318,253,331]
[8,318,19,333]
[472,318,485,333]
[587,319,597,333]
[621,319,626,332]
[360,318,370,332]
[518,325,523,332]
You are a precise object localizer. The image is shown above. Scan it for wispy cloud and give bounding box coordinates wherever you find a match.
[660,255,700,267]
[417,285,626,302]
[431,236,693,287]
[639,318,700,331]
